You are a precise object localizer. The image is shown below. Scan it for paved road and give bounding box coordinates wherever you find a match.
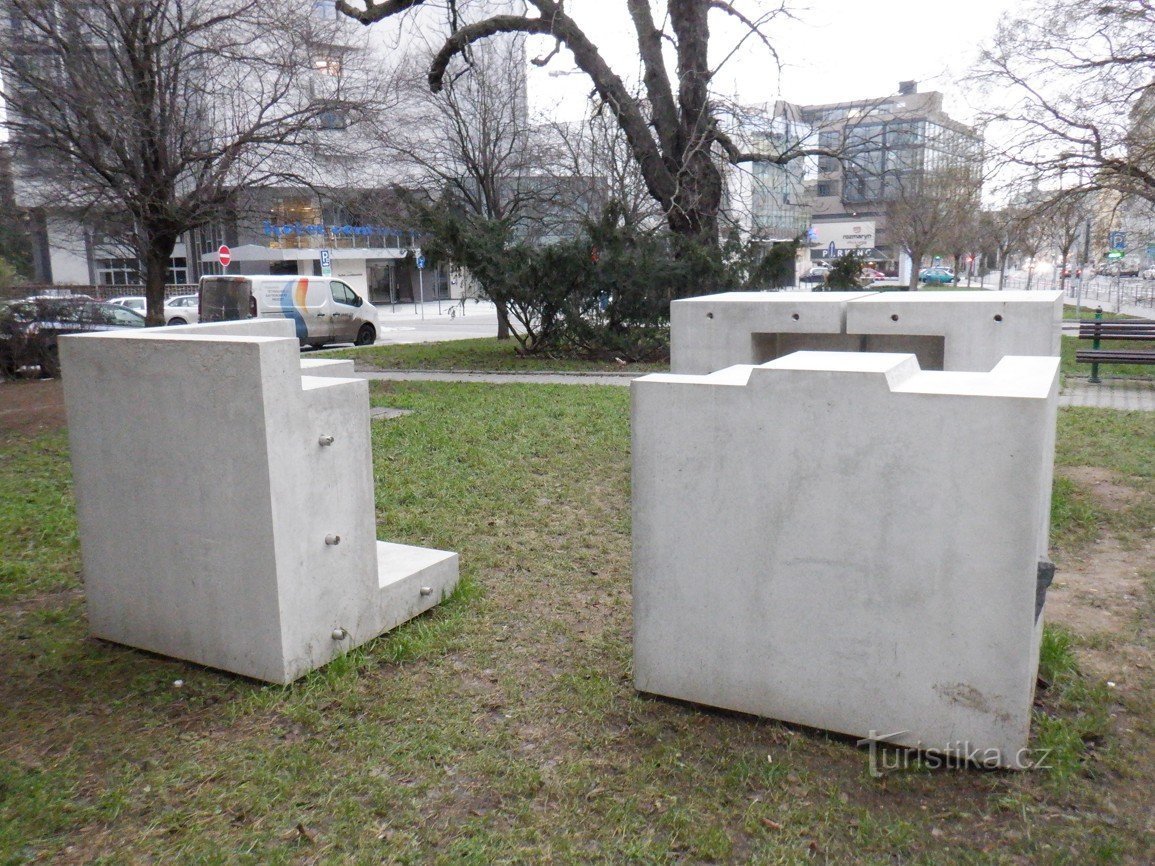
[370,299,499,345]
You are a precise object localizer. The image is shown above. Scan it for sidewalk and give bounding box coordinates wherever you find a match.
[1060,377,1155,411]
[358,368,1155,411]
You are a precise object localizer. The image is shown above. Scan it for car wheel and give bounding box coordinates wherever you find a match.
[167,317,187,326]
[354,324,376,346]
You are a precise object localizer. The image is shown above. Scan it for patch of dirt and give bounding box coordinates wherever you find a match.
[1050,532,1154,683]
[1061,466,1145,511]
[0,378,66,437]
[1046,467,1155,844]
[1050,466,1154,680]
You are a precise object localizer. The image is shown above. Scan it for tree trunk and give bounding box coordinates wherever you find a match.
[142,235,178,327]
[907,249,922,291]
[667,0,721,260]
[495,297,511,341]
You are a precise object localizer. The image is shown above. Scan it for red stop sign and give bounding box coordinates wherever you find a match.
[218,244,232,268]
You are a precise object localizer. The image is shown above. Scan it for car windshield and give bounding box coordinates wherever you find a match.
[104,305,146,326]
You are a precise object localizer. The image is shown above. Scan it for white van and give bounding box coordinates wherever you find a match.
[198,275,379,348]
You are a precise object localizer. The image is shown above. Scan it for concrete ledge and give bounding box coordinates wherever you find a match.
[300,358,357,377]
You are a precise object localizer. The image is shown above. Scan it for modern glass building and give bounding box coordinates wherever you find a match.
[798,83,983,273]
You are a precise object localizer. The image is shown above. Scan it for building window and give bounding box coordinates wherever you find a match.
[816,181,839,198]
[96,256,189,285]
[167,257,188,285]
[96,258,140,286]
[312,55,342,76]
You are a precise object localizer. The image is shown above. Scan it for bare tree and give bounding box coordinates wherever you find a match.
[978,207,1023,290]
[1037,192,1091,291]
[973,0,1155,205]
[1,0,379,324]
[370,33,564,338]
[337,0,838,269]
[886,166,980,289]
[1015,206,1050,291]
[543,101,664,233]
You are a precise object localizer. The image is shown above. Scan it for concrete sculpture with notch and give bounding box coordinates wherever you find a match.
[671,290,1063,374]
[60,319,457,684]
[632,351,1060,767]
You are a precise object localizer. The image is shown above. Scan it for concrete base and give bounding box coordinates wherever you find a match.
[61,319,459,684]
[632,351,1060,767]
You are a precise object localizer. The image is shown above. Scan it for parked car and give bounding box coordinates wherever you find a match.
[1100,261,1141,278]
[860,267,887,282]
[919,267,957,285]
[800,265,831,284]
[164,293,199,325]
[108,295,147,315]
[1141,267,1155,281]
[0,297,145,378]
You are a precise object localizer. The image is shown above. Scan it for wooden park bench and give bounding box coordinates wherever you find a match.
[1075,308,1155,383]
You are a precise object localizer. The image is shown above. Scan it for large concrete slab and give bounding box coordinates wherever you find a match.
[60,319,458,683]
[670,291,1063,374]
[845,291,1063,372]
[670,291,875,375]
[632,351,1060,766]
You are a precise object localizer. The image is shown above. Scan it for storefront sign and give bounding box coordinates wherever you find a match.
[262,220,402,239]
[810,221,876,252]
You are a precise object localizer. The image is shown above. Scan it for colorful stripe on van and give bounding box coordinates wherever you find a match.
[277,278,309,341]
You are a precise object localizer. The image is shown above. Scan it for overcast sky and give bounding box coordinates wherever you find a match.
[524,0,1021,122]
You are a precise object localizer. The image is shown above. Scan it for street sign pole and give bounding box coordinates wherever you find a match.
[416,253,426,321]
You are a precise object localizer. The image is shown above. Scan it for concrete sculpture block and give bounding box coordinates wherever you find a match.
[632,351,1060,766]
[60,319,458,684]
[671,290,1063,374]
[670,291,875,375]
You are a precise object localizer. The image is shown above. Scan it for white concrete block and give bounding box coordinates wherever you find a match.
[844,291,1063,372]
[632,351,1060,766]
[300,357,357,378]
[670,291,1063,374]
[59,320,458,683]
[670,291,875,375]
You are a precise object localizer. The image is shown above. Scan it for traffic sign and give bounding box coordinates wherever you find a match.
[1108,231,1126,250]
[218,244,231,268]
[319,248,331,277]
[416,254,426,270]
[1106,250,1124,259]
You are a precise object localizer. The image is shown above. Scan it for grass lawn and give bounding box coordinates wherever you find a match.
[325,337,669,374]
[1,385,1153,863]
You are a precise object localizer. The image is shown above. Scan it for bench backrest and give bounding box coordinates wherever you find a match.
[1077,319,1155,340]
